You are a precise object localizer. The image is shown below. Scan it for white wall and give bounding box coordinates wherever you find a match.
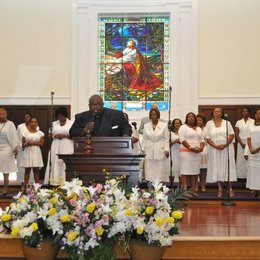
[0,0,259,109]
[198,0,260,105]
[0,0,71,105]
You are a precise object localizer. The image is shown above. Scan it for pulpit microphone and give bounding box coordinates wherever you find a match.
[91,111,98,122]
[224,114,229,120]
[51,91,55,95]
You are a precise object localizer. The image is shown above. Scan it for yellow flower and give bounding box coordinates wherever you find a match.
[18,197,25,203]
[48,207,57,216]
[171,210,183,220]
[30,222,38,231]
[136,226,144,235]
[86,202,95,213]
[125,208,134,216]
[72,193,78,200]
[95,226,104,236]
[155,217,164,226]
[68,231,77,241]
[49,197,57,205]
[165,216,175,224]
[1,214,11,222]
[60,214,71,223]
[145,206,154,215]
[11,227,20,236]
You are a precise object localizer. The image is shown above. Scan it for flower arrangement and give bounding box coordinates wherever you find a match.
[0,178,183,259]
[111,181,184,247]
[57,178,126,260]
[0,183,69,248]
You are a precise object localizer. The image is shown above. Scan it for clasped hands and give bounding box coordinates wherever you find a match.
[53,134,68,139]
[189,146,203,153]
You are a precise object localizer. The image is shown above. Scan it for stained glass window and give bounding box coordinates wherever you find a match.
[98,16,170,111]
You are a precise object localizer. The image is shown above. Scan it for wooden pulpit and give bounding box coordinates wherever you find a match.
[59,137,144,186]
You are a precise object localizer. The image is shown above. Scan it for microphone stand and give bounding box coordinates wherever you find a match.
[48,92,55,185]
[222,116,236,206]
[168,86,174,189]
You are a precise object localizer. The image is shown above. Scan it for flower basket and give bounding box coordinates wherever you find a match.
[129,239,164,260]
[22,238,59,260]
[0,177,184,260]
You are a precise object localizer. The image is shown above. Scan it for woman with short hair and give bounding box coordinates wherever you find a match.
[204,107,237,198]
[142,108,169,183]
[178,112,204,197]
[235,107,254,182]
[44,106,74,185]
[0,108,19,195]
[246,108,260,197]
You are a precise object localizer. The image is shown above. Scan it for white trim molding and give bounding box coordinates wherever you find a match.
[71,0,198,121]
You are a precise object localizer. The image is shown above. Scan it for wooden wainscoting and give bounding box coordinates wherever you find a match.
[2,105,71,180]
[198,105,259,128]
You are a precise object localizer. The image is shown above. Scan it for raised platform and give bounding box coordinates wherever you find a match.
[0,232,260,259]
[1,200,260,259]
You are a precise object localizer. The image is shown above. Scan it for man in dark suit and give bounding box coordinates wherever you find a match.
[69,95,132,137]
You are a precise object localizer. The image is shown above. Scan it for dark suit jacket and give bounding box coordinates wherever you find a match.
[69,108,132,137]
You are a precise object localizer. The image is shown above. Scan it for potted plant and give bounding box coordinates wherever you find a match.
[56,178,126,260]
[0,183,69,260]
[0,178,184,260]
[111,181,184,260]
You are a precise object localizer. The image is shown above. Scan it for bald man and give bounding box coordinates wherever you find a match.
[69,95,132,137]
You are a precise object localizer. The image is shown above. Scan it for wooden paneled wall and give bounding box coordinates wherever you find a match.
[2,105,71,179]
[198,105,260,128]
[2,104,259,180]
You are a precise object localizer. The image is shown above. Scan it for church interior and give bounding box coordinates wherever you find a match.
[0,0,260,259]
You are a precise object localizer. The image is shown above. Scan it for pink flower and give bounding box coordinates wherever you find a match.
[102,214,109,222]
[69,199,77,207]
[96,183,103,193]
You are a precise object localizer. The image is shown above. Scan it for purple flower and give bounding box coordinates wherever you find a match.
[95,219,104,227]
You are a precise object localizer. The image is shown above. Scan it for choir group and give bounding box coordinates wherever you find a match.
[0,105,260,198]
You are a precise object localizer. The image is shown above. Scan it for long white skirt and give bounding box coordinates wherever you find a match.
[236,140,248,179]
[207,146,237,183]
[246,153,260,190]
[145,159,169,183]
[44,150,66,185]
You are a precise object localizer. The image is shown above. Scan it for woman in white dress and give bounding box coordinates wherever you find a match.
[0,108,19,195]
[143,108,169,183]
[44,107,74,185]
[21,118,44,187]
[196,113,208,192]
[235,107,254,181]
[169,118,182,184]
[204,108,237,198]
[246,108,260,197]
[179,112,204,197]
[17,113,37,184]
